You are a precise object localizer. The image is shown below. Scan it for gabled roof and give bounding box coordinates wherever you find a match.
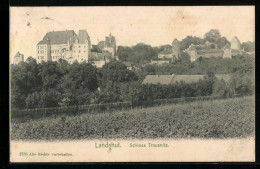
[91,45,102,53]
[37,30,77,45]
[14,52,20,57]
[97,41,105,49]
[171,75,205,84]
[142,75,175,85]
[78,30,90,44]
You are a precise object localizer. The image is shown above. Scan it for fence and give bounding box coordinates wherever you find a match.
[11,94,241,121]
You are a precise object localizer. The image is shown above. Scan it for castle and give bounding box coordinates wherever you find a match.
[36,30,116,65]
[13,51,24,65]
[185,36,245,62]
[153,38,181,64]
[97,33,117,59]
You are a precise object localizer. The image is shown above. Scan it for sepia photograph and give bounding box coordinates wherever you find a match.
[10,6,255,162]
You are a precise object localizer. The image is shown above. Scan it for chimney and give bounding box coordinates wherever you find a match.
[157,74,159,78]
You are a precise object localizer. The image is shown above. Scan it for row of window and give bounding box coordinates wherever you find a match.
[73,50,87,53]
[73,45,87,48]
[52,56,65,59]
[38,56,44,59]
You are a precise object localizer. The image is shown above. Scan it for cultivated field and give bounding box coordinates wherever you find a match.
[10,96,255,140]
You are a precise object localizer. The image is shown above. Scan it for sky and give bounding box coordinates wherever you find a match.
[10,6,255,62]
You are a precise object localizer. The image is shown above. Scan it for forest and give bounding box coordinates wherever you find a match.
[11,53,254,110]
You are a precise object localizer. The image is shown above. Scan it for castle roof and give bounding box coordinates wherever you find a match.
[91,45,102,53]
[97,41,105,49]
[14,52,20,57]
[37,30,77,45]
[77,30,90,44]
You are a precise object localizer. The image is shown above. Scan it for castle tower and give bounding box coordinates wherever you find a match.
[231,36,241,50]
[13,51,24,64]
[172,38,181,58]
[104,33,117,59]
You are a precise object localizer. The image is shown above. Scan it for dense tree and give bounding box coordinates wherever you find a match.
[117,46,133,61]
[180,36,205,50]
[11,57,42,109]
[204,29,221,43]
[241,41,255,52]
[204,29,229,48]
[100,61,138,87]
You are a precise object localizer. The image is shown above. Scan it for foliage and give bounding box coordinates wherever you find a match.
[241,41,255,52]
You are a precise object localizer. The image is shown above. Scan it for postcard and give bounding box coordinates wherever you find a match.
[10,6,255,162]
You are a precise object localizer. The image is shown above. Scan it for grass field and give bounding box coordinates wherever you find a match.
[10,96,255,140]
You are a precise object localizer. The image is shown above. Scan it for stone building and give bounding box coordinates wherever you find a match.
[185,43,224,62]
[231,36,241,50]
[223,36,244,58]
[97,33,117,59]
[172,38,181,58]
[36,30,91,64]
[157,49,173,59]
[13,51,24,64]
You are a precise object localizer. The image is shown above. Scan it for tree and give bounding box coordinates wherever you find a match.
[180,36,205,50]
[11,57,42,109]
[241,41,255,52]
[38,61,63,90]
[100,61,138,88]
[117,46,133,61]
[204,29,221,43]
[131,43,157,63]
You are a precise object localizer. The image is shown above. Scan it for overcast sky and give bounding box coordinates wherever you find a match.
[10,6,255,62]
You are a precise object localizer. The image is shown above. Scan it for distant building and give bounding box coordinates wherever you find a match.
[142,74,231,85]
[231,36,241,50]
[150,60,170,65]
[172,38,181,58]
[158,49,174,59]
[122,61,134,70]
[13,51,24,64]
[223,43,232,58]
[36,29,91,64]
[91,60,106,68]
[185,43,224,62]
[223,37,245,58]
[97,33,117,59]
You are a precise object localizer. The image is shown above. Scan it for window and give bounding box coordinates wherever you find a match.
[84,46,86,48]
[79,51,80,53]
[79,46,80,48]
[41,56,44,59]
